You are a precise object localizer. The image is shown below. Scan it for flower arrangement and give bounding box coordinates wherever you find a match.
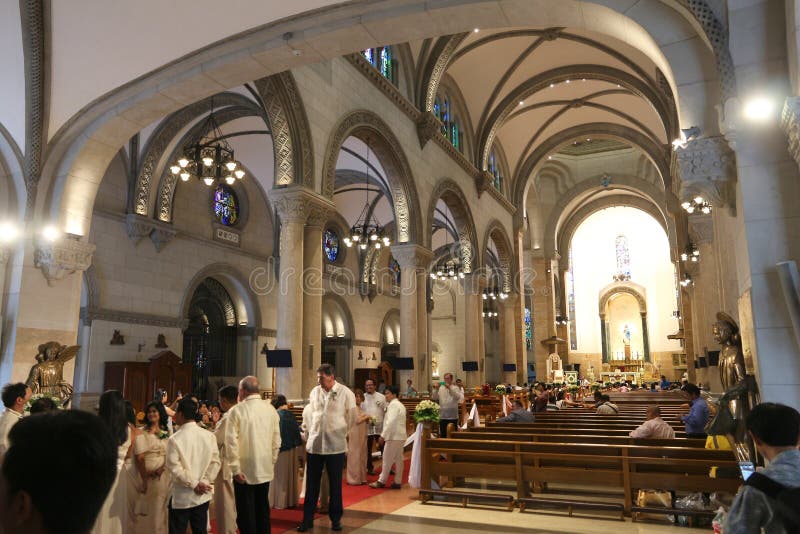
[157,429,169,440]
[568,385,580,393]
[369,416,378,426]
[481,383,491,396]
[413,399,440,423]
[23,394,63,415]
[591,384,602,392]
[553,382,563,388]
[495,384,507,395]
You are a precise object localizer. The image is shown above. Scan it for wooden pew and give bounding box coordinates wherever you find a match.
[448,430,705,448]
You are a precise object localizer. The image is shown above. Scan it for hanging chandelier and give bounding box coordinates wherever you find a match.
[482,286,508,300]
[681,196,711,215]
[170,100,245,187]
[344,138,390,250]
[429,207,464,281]
[680,243,700,263]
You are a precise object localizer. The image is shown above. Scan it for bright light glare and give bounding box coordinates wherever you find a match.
[0,222,19,243]
[42,225,60,242]
[743,97,774,122]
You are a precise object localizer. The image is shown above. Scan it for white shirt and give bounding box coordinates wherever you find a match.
[166,421,221,509]
[305,381,356,455]
[361,391,386,435]
[434,384,464,420]
[380,398,407,441]
[629,417,675,439]
[0,408,23,456]
[214,410,233,481]
[224,395,281,484]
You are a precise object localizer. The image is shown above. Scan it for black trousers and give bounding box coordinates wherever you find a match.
[168,500,208,534]
[439,419,457,438]
[303,452,345,525]
[366,434,383,471]
[233,480,270,534]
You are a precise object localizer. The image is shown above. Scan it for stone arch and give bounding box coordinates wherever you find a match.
[132,92,264,218]
[482,219,514,293]
[380,308,401,346]
[321,109,422,244]
[0,125,26,221]
[556,195,676,271]
[542,174,679,264]
[179,263,262,329]
[426,178,479,274]
[598,282,647,317]
[322,293,355,339]
[514,123,672,210]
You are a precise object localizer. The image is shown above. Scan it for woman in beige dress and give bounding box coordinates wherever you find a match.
[270,394,303,509]
[132,401,171,533]
[346,389,371,485]
[92,390,131,534]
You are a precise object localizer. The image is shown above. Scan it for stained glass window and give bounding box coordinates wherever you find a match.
[323,229,339,263]
[379,46,391,79]
[524,307,532,350]
[363,48,374,65]
[615,234,631,279]
[489,151,503,192]
[451,122,460,150]
[213,185,238,226]
[567,247,577,350]
[433,99,441,120]
[389,256,401,286]
[442,98,450,137]
[362,46,394,84]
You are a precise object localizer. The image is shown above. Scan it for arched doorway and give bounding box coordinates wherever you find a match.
[321,296,353,385]
[182,278,238,399]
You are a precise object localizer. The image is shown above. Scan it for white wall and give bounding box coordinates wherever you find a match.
[570,206,681,354]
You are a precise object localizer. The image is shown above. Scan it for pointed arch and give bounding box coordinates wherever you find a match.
[482,219,515,293]
[426,178,479,274]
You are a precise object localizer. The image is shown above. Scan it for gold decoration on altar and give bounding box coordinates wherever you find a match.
[25,342,79,407]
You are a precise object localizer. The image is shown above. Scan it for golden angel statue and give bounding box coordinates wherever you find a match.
[25,342,80,407]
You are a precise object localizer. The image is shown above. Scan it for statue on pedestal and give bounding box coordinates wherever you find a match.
[25,342,80,407]
[708,312,760,462]
[540,335,566,383]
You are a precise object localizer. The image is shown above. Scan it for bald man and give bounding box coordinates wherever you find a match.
[225,376,281,534]
[629,406,675,439]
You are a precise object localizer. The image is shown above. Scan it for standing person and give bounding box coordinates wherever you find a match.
[92,390,131,534]
[133,401,171,534]
[213,385,238,534]
[432,373,464,438]
[362,379,386,475]
[297,364,356,533]
[725,403,800,532]
[225,376,281,534]
[0,383,31,456]
[369,386,406,489]
[629,406,675,439]
[680,383,710,439]
[166,397,220,534]
[346,389,370,485]
[270,394,303,509]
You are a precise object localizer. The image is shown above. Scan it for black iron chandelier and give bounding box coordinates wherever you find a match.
[680,243,700,263]
[344,138,390,250]
[482,286,508,301]
[170,100,245,187]
[681,196,711,215]
[431,257,464,281]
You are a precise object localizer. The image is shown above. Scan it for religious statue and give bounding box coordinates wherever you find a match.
[587,364,596,383]
[708,312,760,463]
[25,342,80,407]
[622,324,631,345]
[547,353,564,383]
[110,329,125,345]
[155,333,168,348]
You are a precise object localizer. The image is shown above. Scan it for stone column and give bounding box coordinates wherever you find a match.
[391,244,432,388]
[461,273,484,386]
[529,256,552,381]
[640,313,650,362]
[271,188,334,400]
[416,270,429,388]
[303,201,334,395]
[502,294,519,382]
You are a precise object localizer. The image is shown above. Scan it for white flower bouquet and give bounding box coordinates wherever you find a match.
[413,399,440,423]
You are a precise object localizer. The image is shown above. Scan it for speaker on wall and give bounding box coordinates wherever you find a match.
[708,350,720,366]
[698,356,708,368]
[266,350,292,368]
[502,363,517,372]
[462,361,479,372]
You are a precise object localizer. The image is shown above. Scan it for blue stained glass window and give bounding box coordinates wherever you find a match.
[433,99,441,120]
[442,99,450,137]
[524,307,532,350]
[379,46,392,79]
[615,234,631,279]
[451,123,460,149]
[213,185,239,226]
[389,256,401,286]
[323,229,339,263]
[489,151,502,191]
[363,48,375,65]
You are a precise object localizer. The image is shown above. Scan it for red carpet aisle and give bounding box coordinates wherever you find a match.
[211,458,411,534]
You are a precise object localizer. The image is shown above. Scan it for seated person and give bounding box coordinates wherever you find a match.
[629,406,675,439]
[496,400,535,423]
[0,410,117,534]
[585,390,604,409]
[659,375,670,390]
[596,394,619,414]
[726,403,800,533]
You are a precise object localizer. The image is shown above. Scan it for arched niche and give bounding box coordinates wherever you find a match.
[321,294,354,383]
[380,309,401,357]
[598,282,650,364]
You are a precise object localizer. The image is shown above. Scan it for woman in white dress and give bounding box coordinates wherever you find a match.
[133,401,171,533]
[92,390,131,534]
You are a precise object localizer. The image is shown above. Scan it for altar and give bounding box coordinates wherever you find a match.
[600,371,642,385]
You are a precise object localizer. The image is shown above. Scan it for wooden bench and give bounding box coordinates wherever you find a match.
[419,489,515,510]
[518,496,625,520]
[449,430,705,448]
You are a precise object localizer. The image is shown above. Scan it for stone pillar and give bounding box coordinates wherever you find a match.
[391,244,432,388]
[529,256,552,381]
[502,294,519,383]
[600,316,608,363]
[640,313,650,363]
[271,188,335,400]
[461,273,484,386]
[303,202,333,395]
[416,270,428,388]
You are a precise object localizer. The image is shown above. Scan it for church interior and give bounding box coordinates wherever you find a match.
[2,0,800,532]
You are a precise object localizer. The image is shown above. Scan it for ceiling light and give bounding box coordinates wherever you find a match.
[682,197,711,215]
[743,96,775,122]
[42,225,60,242]
[519,101,524,106]
[0,221,19,244]
[349,138,390,249]
[548,156,552,160]
[549,84,554,88]
[565,79,570,84]
[473,28,479,33]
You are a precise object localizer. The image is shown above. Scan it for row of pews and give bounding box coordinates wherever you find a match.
[419,392,741,523]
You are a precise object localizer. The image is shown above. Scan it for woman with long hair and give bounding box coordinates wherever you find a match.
[132,401,171,533]
[91,390,132,534]
[269,394,303,509]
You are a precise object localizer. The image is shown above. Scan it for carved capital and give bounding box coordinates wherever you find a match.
[676,136,736,210]
[416,111,441,150]
[34,238,96,286]
[149,226,176,252]
[688,213,714,245]
[781,96,800,172]
[475,170,494,198]
[390,244,432,270]
[125,213,155,244]
[272,187,336,226]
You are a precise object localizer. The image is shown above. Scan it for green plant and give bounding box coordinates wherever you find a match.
[413,399,440,423]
